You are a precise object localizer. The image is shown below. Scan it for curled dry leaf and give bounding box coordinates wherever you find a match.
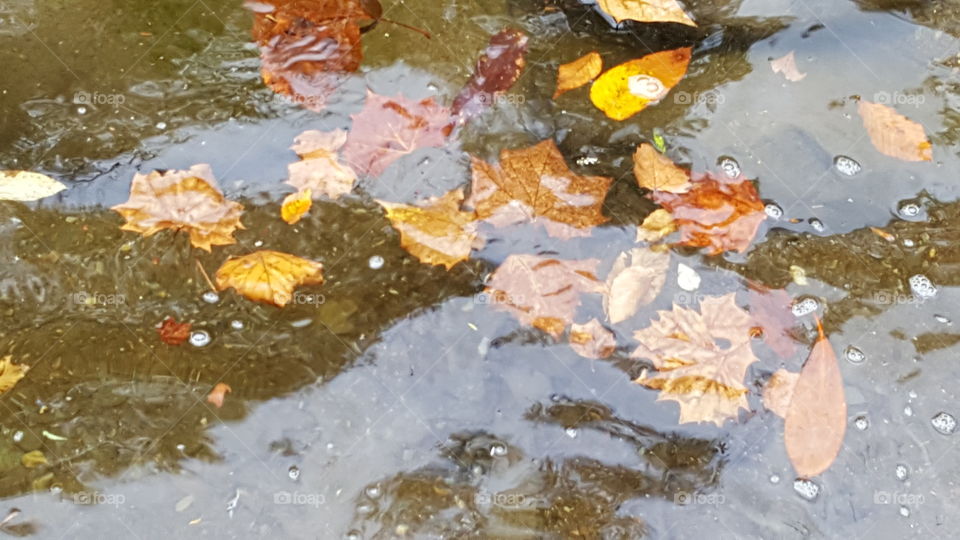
[590,48,692,121]
[21,450,47,469]
[466,139,612,239]
[0,356,28,395]
[452,28,529,121]
[281,189,313,225]
[158,317,192,346]
[784,322,846,477]
[216,250,324,307]
[858,101,932,162]
[377,188,478,270]
[763,368,799,418]
[748,284,797,358]
[770,51,806,82]
[207,382,232,408]
[111,164,245,252]
[485,254,602,337]
[604,247,669,324]
[596,0,697,26]
[0,171,66,201]
[342,91,453,178]
[633,143,691,193]
[570,319,616,359]
[637,208,676,243]
[633,294,759,426]
[651,173,766,254]
[554,52,603,99]
[287,129,358,200]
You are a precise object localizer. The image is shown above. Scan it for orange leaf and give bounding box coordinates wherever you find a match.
[858,101,932,162]
[570,319,616,359]
[633,143,691,193]
[596,0,697,26]
[158,317,191,346]
[0,356,27,395]
[554,52,603,98]
[287,129,358,200]
[377,188,478,270]
[589,48,692,121]
[770,51,806,82]
[281,189,313,225]
[216,250,324,307]
[206,383,232,408]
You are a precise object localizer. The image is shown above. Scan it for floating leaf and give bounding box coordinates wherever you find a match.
[590,48,692,121]
[377,188,478,270]
[281,189,313,225]
[570,319,616,359]
[748,284,797,358]
[763,368,799,418]
[858,100,932,162]
[633,294,759,426]
[770,51,806,82]
[0,356,27,395]
[633,143,691,193]
[604,247,669,324]
[636,209,676,243]
[554,52,603,98]
[158,317,192,346]
[485,254,602,337]
[21,450,47,469]
[287,129,358,200]
[0,171,66,201]
[111,165,245,252]
[207,383,232,408]
[466,140,612,238]
[216,250,324,307]
[452,28,529,120]
[596,0,697,26]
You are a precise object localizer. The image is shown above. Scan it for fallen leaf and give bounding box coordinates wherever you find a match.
[21,450,46,469]
[650,173,766,254]
[0,356,28,395]
[784,321,847,477]
[570,319,617,359]
[216,250,324,307]
[158,317,192,346]
[858,101,932,161]
[604,247,669,324]
[770,51,806,82]
[633,143,691,193]
[748,284,797,358]
[870,226,895,242]
[590,47,692,121]
[596,0,697,26]
[341,91,453,177]
[763,368,799,418]
[377,188,478,270]
[286,129,358,199]
[636,208,676,243]
[485,254,602,337]
[207,383,232,408]
[281,189,313,224]
[452,28,529,120]
[111,165,245,252]
[0,171,66,201]
[466,139,612,238]
[633,294,759,426]
[554,52,603,98]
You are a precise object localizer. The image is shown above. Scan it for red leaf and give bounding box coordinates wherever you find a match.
[206,383,232,408]
[452,28,529,121]
[158,317,191,346]
[748,284,797,358]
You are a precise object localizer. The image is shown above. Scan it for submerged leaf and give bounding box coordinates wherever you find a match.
[158,317,192,346]
[281,189,313,225]
[453,28,529,120]
[570,319,616,359]
[286,129,357,200]
[377,188,478,270]
[596,0,697,26]
[604,247,669,324]
[0,356,28,395]
[763,368,799,418]
[207,383,232,408]
[633,143,691,193]
[590,48,692,121]
[748,284,797,358]
[770,51,806,82]
[0,171,66,201]
[216,250,324,307]
[636,209,676,243]
[858,100,932,162]
[554,52,603,98]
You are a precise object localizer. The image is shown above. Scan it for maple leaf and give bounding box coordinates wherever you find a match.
[111,165,245,252]
[158,317,192,346]
[0,356,27,395]
[651,173,766,254]
[216,250,324,307]
[858,100,932,162]
[377,188,478,270]
[484,254,602,337]
[604,247,669,324]
[341,91,453,177]
[281,188,313,225]
[632,294,759,426]
[287,129,358,199]
[466,139,612,239]
[748,284,797,358]
[770,51,806,82]
[453,28,529,121]
[555,52,603,99]
[0,171,66,201]
[596,0,697,26]
[633,143,691,193]
[590,48,692,121]
[207,382,232,408]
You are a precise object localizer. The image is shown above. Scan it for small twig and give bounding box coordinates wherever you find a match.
[195,259,217,293]
[380,17,431,39]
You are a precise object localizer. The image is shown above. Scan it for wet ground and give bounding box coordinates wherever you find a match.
[2,0,960,537]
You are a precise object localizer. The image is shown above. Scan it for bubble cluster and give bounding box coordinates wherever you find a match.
[717,156,741,178]
[793,478,820,500]
[764,203,783,219]
[833,155,862,176]
[854,415,870,431]
[909,275,937,299]
[792,297,819,317]
[844,346,866,364]
[931,412,957,435]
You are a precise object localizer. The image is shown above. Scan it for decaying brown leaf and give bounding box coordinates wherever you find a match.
[770,51,806,82]
[763,368,799,418]
[858,101,932,162]
[484,254,602,337]
[466,140,612,238]
[158,317,192,346]
[281,189,313,225]
[216,250,324,307]
[207,382,232,408]
[111,165,245,252]
[633,143,691,193]
[596,0,697,26]
[633,294,759,425]
[554,52,603,98]
[287,129,358,200]
[604,247,669,324]
[636,209,676,243]
[377,188,478,270]
[570,319,616,359]
[0,356,27,395]
[453,28,529,120]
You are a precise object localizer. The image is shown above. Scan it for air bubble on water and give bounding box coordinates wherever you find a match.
[202,291,220,304]
[909,274,937,299]
[792,297,819,317]
[230,320,244,330]
[288,465,300,481]
[809,218,825,232]
[934,314,951,324]
[793,478,820,500]
[490,443,507,457]
[12,431,22,443]
[156,121,167,129]
[899,506,910,517]
[345,531,362,540]
[908,391,918,400]
[931,412,957,434]
[845,346,866,364]
[904,405,914,417]
[189,330,211,347]
[565,427,579,438]
[903,239,915,247]
[368,255,385,270]
[254,240,263,247]
[854,415,870,431]
[898,202,921,218]
[717,156,741,178]
[76,105,87,115]
[677,263,700,291]
[365,484,381,499]
[770,474,781,484]
[764,203,783,219]
[833,155,862,176]
[417,157,431,167]
[895,464,909,481]
[356,503,375,515]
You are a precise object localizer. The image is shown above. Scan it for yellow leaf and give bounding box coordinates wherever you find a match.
[590,48,692,121]
[21,450,47,469]
[633,143,691,193]
[216,250,324,307]
[554,52,603,98]
[0,356,27,395]
[281,189,312,225]
[596,0,697,26]
[286,130,358,199]
[858,101,932,162]
[377,189,478,270]
[0,171,66,201]
[636,209,676,243]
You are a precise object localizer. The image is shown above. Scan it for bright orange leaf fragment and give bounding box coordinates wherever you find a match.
[207,383,232,408]
[281,189,313,225]
[554,52,603,98]
[590,48,692,121]
[216,250,324,307]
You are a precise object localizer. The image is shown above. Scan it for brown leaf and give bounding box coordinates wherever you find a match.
[281,189,312,225]
[784,323,847,477]
[858,101,932,161]
[748,284,797,358]
[651,173,766,254]
[636,208,676,243]
[158,317,192,346]
[216,250,324,307]
[770,51,806,82]
[633,143,691,193]
[466,140,612,239]
[287,129,358,199]
[0,356,27,395]
[596,0,697,26]
[554,52,603,99]
[207,382,232,408]
[590,48,692,121]
[453,28,529,121]
[763,369,799,418]
[570,319,616,359]
[604,247,669,324]
[341,91,453,177]
[111,165,245,252]
[377,188,478,270]
[633,294,759,425]
[485,254,602,337]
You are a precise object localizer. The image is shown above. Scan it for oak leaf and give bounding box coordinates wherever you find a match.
[158,317,192,346]
[484,254,602,337]
[281,189,313,225]
[287,129,358,199]
[216,250,324,307]
[770,51,806,82]
[377,188,478,270]
[111,165,245,252]
[0,356,27,395]
[570,319,616,359]
[554,52,603,99]
[590,48,692,121]
[0,171,66,201]
[858,100,932,162]
[207,382,232,408]
[466,140,612,239]
[604,247,669,324]
[633,294,759,426]
[633,143,691,193]
[596,0,697,26]
[452,29,529,121]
